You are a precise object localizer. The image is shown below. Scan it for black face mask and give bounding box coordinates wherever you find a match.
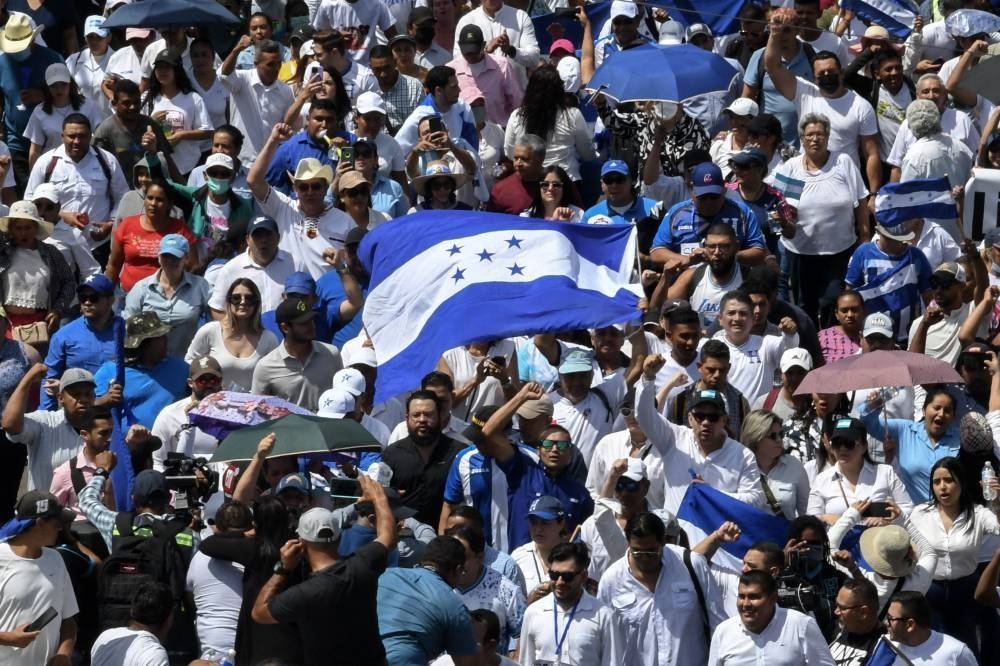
[816,74,839,93]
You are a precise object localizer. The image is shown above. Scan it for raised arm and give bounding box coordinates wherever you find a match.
[634,355,679,456]
[478,382,545,464]
[358,473,397,551]
[232,434,276,506]
[248,123,294,202]
[2,362,46,435]
[763,30,797,101]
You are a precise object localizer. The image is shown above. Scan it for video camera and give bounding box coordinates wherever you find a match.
[162,453,218,518]
[775,544,824,614]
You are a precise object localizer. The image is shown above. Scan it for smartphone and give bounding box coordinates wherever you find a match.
[864,501,890,518]
[554,7,577,18]
[304,61,322,83]
[340,146,355,169]
[427,115,445,136]
[25,607,58,632]
[329,477,361,500]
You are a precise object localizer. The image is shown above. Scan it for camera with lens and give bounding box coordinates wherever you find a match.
[775,545,824,613]
[162,453,218,514]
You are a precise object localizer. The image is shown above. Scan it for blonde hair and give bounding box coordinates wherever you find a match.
[741,409,782,453]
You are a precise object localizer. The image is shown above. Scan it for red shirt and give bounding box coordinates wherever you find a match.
[488,173,537,215]
[114,215,194,292]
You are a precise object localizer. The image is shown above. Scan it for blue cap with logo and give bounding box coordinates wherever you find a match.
[600,159,630,179]
[247,216,279,235]
[159,233,189,258]
[77,273,114,296]
[527,495,565,521]
[691,163,725,197]
[284,271,316,296]
[688,389,726,411]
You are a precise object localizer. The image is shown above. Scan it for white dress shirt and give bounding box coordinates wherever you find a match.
[207,248,301,313]
[889,630,978,665]
[597,544,724,666]
[707,606,836,665]
[453,5,540,71]
[585,430,665,510]
[635,378,765,514]
[760,455,810,520]
[907,502,1000,580]
[218,68,295,163]
[807,460,913,518]
[519,591,622,666]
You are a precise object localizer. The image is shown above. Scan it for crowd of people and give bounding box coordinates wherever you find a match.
[4,0,1000,664]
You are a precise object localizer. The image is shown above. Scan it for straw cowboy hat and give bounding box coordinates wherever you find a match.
[412,161,469,198]
[0,201,53,240]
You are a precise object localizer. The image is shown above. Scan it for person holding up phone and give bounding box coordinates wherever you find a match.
[0,490,78,665]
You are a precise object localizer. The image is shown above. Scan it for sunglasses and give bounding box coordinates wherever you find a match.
[548,569,582,582]
[295,182,327,192]
[615,478,641,493]
[193,375,221,386]
[539,439,571,451]
[229,294,259,306]
[602,175,627,185]
[830,438,858,450]
[540,181,564,189]
[690,411,722,423]
[78,291,106,304]
[344,188,370,198]
[629,547,662,559]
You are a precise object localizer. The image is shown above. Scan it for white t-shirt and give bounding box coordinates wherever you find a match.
[311,0,394,63]
[874,83,912,160]
[184,550,243,656]
[907,301,975,366]
[90,627,169,666]
[24,99,103,152]
[775,152,868,256]
[148,91,212,175]
[0,543,79,665]
[793,78,878,172]
[185,320,280,393]
[711,331,798,405]
[549,372,626,466]
[890,631,978,666]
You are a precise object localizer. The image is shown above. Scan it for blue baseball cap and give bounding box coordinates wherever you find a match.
[284,271,316,296]
[77,273,114,295]
[159,233,189,258]
[558,348,594,374]
[600,159,630,179]
[247,216,279,235]
[527,495,565,521]
[691,162,725,196]
[276,473,310,496]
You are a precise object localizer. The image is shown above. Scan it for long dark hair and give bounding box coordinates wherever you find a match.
[320,66,352,124]
[519,65,568,139]
[251,495,293,572]
[527,165,581,218]
[42,78,85,114]
[929,456,975,517]
[143,57,195,113]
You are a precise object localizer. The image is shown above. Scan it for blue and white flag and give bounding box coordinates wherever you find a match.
[678,483,867,572]
[840,0,918,40]
[359,211,642,402]
[773,172,805,205]
[875,177,959,228]
[866,637,903,666]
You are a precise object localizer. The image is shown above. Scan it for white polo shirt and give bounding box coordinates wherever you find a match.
[207,248,300,313]
[218,68,295,163]
[256,186,356,280]
[707,606,835,665]
[807,460,913,518]
[518,591,621,666]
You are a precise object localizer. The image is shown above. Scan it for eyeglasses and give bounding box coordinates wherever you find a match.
[193,375,221,386]
[78,291,106,304]
[602,175,627,185]
[229,294,259,306]
[830,438,858,450]
[344,188,370,198]
[539,439,572,451]
[690,411,723,423]
[884,616,911,624]
[704,243,733,252]
[836,603,866,611]
[629,547,662,559]
[615,478,641,493]
[295,181,327,192]
[540,181,564,189]
[548,569,582,582]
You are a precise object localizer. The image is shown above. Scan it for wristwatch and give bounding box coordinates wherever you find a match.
[94,467,108,478]
[273,561,292,576]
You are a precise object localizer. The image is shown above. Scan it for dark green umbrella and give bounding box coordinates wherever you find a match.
[211,414,380,463]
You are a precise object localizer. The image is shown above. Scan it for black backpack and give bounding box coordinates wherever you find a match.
[96,512,195,656]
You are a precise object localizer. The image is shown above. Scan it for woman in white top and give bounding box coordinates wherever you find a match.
[808,416,913,525]
[186,278,279,392]
[188,38,229,135]
[143,49,212,177]
[503,66,595,184]
[908,456,1000,657]
[741,409,809,519]
[511,499,568,605]
[25,63,103,170]
[521,166,584,223]
[438,339,518,422]
[66,15,115,121]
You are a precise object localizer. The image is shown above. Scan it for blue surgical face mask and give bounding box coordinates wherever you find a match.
[207,177,232,195]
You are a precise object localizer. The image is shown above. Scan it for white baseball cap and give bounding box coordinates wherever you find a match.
[205,153,235,172]
[610,0,638,19]
[84,15,108,39]
[356,91,387,116]
[317,388,356,419]
[724,98,759,117]
[863,313,894,339]
[351,347,378,368]
[332,368,366,397]
[45,63,71,87]
[621,458,647,482]
[779,347,813,373]
[31,183,60,205]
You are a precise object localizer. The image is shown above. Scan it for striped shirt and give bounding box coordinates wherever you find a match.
[845,241,932,343]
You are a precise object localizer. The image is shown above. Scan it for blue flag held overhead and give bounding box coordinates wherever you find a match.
[839,0,919,40]
[358,211,642,402]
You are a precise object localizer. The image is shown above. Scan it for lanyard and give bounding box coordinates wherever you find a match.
[553,595,582,659]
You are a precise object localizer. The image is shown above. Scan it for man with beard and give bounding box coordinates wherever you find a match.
[381,389,465,527]
[598,512,724,666]
[708,570,834,664]
[828,580,883,665]
[474,382,594,549]
[151,356,224,472]
[667,223,746,329]
[909,254,988,366]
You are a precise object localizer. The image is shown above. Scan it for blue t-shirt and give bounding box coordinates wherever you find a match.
[339,523,400,567]
[443,445,496,540]
[845,241,932,342]
[0,46,64,153]
[377,567,477,666]
[651,197,766,255]
[261,306,333,344]
[93,357,189,429]
[581,196,657,226]
[41,316,123,410]
[745,45,816,145]
[316,272,369,349]
[497,448,594,549]
[264,129,352,195]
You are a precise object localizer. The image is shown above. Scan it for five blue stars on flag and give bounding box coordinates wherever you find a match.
[445,235,526,282]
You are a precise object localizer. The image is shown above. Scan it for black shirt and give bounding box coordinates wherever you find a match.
[381,434,465,526]
[268,541,389,665]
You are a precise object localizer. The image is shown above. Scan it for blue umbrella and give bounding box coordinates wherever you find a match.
[586,43,739,103]
[102,0,240,29]
[945,8,1000,38]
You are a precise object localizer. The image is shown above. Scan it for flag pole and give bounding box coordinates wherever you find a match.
[109,316,135,511]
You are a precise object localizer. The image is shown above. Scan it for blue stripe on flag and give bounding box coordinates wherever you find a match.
[774,172,805,201]
[866,637,901,666]
[840,0,918,40]
[880,176,951,196]
[875,177,958,227]
[646,0,743,36]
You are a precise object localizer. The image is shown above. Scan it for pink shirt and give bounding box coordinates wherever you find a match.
[447,54,523,126]
[818,326,861,364]
[50,450,114,519]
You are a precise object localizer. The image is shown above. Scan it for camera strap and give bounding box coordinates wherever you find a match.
[681,549,711,640]
[878,577,907,622]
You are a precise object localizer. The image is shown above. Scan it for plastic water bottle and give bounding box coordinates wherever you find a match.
[217,650,236,666]
[983,462,998,502]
